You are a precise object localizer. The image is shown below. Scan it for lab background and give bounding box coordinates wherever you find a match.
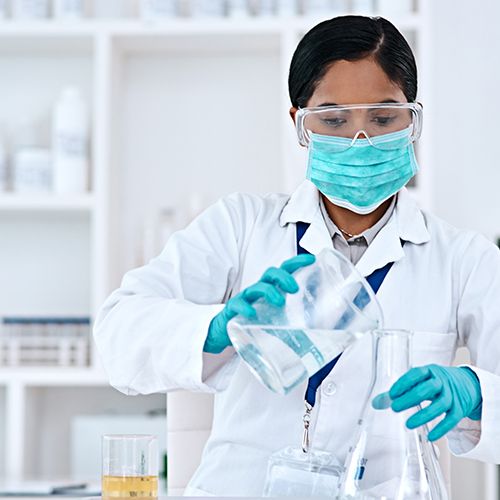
[0,0,498,498]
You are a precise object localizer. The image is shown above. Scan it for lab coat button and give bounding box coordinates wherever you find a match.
[323,382,337,395]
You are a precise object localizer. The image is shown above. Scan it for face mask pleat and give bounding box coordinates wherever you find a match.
[306,128,419,214]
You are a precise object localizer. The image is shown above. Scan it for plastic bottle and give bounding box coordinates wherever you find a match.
[377,0,412,14]
[190,0,226,17]
[0,0,8,20]
[228,0,249,18]
[13,148,52,193]
[139,0,177,20]
[351,0,373,12]
[12,0,50,19]
[92,0,128,19]
[0,136,7,191]
[157,208,178,250]
[303,0,346,14]
[53,0,85,20]
[276,0,297,16]
[52,87,89,194]
[258,0,275,17]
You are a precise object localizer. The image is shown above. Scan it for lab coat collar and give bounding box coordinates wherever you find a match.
[280,180,334,255]
[280,181,431,277]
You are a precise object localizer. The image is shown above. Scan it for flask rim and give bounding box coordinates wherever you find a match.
[372,328,413,338]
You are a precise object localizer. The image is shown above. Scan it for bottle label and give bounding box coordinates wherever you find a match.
[55,132,87,158]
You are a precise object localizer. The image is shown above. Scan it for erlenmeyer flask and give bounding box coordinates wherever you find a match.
[227,248,383,395]
[338,329,448,500]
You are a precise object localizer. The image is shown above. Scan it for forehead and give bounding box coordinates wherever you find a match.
[308,57,407,107]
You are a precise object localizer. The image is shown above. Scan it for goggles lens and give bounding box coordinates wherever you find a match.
[297,103,422,151]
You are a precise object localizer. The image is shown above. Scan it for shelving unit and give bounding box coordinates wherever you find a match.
[0,193,95,211]
[0,3,497,499]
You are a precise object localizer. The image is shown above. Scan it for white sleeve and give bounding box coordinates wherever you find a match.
[447,234,500,463]
[93,194,252,396]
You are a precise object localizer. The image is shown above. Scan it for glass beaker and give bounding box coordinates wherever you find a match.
[338,330,448,500]
[227,248,383,394]
[102,434,158,499]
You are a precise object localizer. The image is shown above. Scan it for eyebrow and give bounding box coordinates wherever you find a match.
[317,99,402,107]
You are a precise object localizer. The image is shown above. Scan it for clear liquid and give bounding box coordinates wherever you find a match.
[102,475,158,499]
[233,325,365,393]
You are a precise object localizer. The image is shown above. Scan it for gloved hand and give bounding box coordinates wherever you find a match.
[372,364,483,441]
[203,254,316,354]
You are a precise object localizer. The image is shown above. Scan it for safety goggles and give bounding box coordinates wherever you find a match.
[295,102,423,151]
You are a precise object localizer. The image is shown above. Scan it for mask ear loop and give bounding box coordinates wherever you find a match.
[350,129,374,147]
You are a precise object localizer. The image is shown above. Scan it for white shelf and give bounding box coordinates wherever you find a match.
[0,2,448,490]
[0,367,107,386]
[0,13,425,38]
[0,194,95,212]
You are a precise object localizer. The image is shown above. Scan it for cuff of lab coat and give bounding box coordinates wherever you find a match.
[174,302,233,393]
[202,349,239,391]
[125,302,228,395]
[447,365,500,462]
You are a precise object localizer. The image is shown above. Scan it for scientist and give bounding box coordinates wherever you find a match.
[94,15,500,496]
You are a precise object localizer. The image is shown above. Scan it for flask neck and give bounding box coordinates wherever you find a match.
[371,330,411,391]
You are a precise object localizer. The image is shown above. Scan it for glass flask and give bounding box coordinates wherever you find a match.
[338,329,449,500]
[227,248,383,394]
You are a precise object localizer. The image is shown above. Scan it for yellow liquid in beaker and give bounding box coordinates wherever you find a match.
[102,475,158,498]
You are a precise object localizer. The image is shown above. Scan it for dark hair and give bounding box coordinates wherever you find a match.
[288,15,417,108]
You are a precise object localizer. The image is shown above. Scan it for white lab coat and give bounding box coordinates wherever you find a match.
[94,180,500,497]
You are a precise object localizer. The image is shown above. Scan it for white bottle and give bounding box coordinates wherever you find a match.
[228,0,249,18]
[377,0,412,14]
[12,0,50,19]
[276,0,296,16]
[0,137,7,191]
[352,0,372,11]
[92,0,127,18]
[258,0,275,16]
[52,87,89,194]
[13,148,52,193]
[53,0,84,20]
[190,0,226,17]
[140,0,177,20]
[303,0,346,14]
[0,0,8,20]
[157,208,178,250]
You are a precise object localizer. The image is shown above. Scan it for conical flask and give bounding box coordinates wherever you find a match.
[338,329,449,500]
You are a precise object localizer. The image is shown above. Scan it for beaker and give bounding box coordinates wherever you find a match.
[338,329,448,500]
[102,434,158,499]
[227,248,383,394]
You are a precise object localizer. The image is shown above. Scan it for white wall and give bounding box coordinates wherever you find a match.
[430,0,500,242]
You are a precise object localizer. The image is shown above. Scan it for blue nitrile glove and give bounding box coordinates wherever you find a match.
[372,364,483,442]
[203,254,316,354]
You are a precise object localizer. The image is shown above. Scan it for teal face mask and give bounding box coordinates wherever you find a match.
[306,128,419,215]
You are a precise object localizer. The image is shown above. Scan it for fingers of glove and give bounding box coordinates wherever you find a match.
[261,267,299,294]
[280,254,316,274]
[372,392,392,410]
[389,366,433,399]
[391,377,443,413]
[204,318,231,354]
[427,409,462,442]
[225,297,257,320]
[242,282,285,307]
[405,392,453,429]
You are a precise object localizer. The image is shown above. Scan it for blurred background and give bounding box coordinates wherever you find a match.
[0,0,498,498]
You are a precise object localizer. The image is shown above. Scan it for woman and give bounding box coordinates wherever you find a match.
[94,15,500,496]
